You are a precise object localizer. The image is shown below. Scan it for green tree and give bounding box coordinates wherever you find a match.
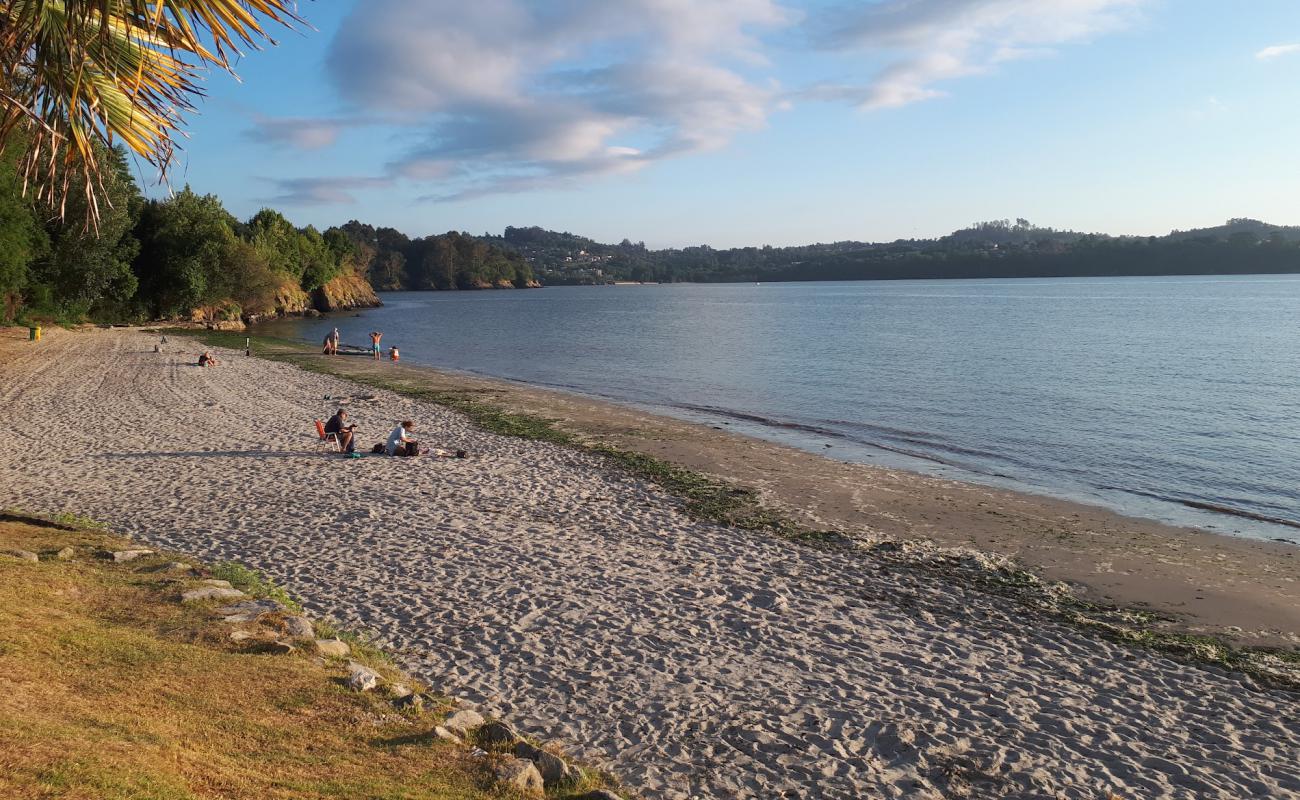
[29,145,142,320]
[132,188,239,318]
[0,137,47,322]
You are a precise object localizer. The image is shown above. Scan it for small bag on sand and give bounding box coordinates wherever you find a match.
[404,441,421,457]
[371,443,385,454]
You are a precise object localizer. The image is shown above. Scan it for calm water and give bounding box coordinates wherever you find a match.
[261,277,1300,543]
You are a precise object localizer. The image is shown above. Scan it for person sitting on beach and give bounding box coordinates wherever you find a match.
[324,408,357,453]
[370,331,383,360]
[386,420,417,456]
[198,351,219,367]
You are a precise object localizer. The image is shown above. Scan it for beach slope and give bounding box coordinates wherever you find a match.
[2,327,1298,799]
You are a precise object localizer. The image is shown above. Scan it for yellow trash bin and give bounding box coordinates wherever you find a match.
[28,326,41,341]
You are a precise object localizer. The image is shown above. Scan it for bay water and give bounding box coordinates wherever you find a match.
[260,276,1300,543]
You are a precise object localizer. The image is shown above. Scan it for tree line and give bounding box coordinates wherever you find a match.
[334,221,536,292]
[0,136,362,324]
[0,138,536,325]
[498,219,1300,285]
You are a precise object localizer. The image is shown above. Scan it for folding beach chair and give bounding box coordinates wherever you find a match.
[314,419,343,453]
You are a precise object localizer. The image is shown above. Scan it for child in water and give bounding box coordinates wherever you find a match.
[389,346,399,362]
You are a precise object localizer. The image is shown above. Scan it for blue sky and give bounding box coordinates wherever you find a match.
[158,0,1300,248]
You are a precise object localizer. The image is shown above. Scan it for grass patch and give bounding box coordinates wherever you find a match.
[210,561,303,613]
[311,619,394,667]
[0,520,498,800]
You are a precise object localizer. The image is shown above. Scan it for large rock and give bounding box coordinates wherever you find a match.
[109,549,152,563]
[315,638,351,658]
[442,709,485,736]
[478,721,521,748]
[2,549,39,562]
[215,599,286,622]
[346,661,382,692]
[181,586,247,603]
[312,272,381,313]
[514,742,579,787]
[494,759,544,796]
[198,579,233,588]
[55,547,75,560]
[281,616,315,640]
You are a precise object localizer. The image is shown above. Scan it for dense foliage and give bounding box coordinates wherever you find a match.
[493,219,1300,285]
[334,221,536,291]
[0,140,365,325]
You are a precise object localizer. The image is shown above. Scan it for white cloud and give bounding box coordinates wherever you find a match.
[1256,43,1300,60]
[244,115,358,150]
[324,0,791,200]
[257,0,1145,203]
[810,0,1144,110]
[263,176,393,205]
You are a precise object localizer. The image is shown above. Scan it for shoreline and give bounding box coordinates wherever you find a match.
[4,326,1299,799]
[243,324,1300,648]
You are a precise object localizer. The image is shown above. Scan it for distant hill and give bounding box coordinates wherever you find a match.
[476,219,1300,285]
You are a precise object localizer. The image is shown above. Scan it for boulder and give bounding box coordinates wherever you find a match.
[314,638,351,658]
[514,741,579,787]
[346,661,382,692]
[494,758,544,796]
[393,693,424,712]
[478,721,521,748]
[198,579,233,588]
[2,549,39,563]
[214,599,285,622]
[181,586,247,603]
[432,726,461,742]
[229,630,255,642]
[281,616,315,640]
[109,549,153,563]
[56,547,76,560]
[442,709,485,736]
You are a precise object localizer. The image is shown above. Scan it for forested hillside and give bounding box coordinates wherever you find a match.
[496,218,1300,285]
[0,136,381,326]
[334,222,537,291]
[0,141,536,326]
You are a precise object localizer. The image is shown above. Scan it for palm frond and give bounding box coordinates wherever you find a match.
[0,0,303,228]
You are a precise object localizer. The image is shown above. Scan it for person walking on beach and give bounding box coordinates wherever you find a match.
[370,331,383,360]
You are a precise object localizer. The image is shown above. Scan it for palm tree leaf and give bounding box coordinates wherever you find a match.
[0,0,303,227]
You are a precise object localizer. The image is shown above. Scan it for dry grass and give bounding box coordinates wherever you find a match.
[0,519,504,800]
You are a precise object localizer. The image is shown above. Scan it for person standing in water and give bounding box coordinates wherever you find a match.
[329,327,340,354]
[370,331,383,360]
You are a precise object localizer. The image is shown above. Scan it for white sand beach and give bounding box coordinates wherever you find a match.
[2,327,1298,799]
